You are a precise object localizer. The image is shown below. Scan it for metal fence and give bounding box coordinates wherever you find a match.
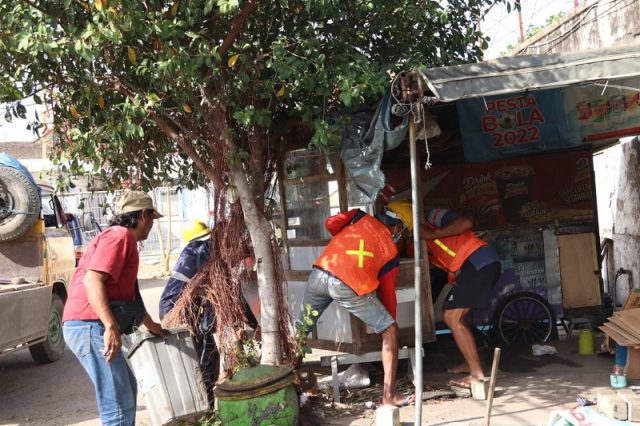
[58,187,214,256]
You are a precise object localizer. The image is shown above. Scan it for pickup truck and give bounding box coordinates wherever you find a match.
[0,153,95,363]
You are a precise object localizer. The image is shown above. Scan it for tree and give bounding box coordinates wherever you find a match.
[0,0,510,365]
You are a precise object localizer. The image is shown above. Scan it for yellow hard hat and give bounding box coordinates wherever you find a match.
[181,220,211,243]
[385,200,414,231]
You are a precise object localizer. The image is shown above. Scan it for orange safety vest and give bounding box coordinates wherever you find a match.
[427,229,487,273]
[314,215,398,296]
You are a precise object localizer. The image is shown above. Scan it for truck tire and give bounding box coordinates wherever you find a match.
[0,165,41,241]
[29,293,65,364]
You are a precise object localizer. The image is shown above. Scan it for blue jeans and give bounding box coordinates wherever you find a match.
[63,321,137,426]
[300,268,394,333]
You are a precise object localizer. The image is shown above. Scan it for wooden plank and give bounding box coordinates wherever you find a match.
[611,310,640,341]
[627,347,640,380]
[286,239,331,247]
[622,291,640,310]
[284,270,311,281]
[605,320,640,344]
[283,173,336,185]
[610,318,640,342]
[335,157,348,213]
[600,324,636,346]
[620,308,640,329]
[558,233,601,309]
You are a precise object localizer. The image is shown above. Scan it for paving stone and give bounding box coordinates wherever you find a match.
[616,388,640,421]
[597,389,628,421]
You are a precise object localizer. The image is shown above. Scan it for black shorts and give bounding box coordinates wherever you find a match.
[444,261,501,310]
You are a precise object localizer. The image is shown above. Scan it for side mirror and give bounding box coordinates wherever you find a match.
[82,212,96,232]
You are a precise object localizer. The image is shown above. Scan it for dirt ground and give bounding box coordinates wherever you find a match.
[1,258,638,426]
[3,317,636,426]
[0,274,169,426]
[298,337,638,425]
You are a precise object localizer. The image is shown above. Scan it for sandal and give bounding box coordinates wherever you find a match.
[448,378,472,389]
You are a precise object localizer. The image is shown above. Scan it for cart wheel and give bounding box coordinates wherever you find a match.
[492,292,557,346]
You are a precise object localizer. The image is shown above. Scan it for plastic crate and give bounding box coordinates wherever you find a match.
[122,328,209,426]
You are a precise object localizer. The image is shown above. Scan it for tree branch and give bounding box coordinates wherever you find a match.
[19,0,66,22]
[148,111,218,183]
[103,75,219,184]
[218,0,257,57]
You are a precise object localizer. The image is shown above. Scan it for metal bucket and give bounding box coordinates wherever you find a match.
[122,328,209,426]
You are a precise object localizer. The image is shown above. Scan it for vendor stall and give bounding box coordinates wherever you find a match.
[278,45,640,409]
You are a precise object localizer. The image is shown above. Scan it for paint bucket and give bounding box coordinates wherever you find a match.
[578,329,594,355]
[215,365,299,426]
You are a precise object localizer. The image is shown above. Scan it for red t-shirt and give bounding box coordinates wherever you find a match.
[62,226,140,321]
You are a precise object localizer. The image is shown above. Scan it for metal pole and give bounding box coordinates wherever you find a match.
[409,105,423,425]
[400,71,424,424]
[517,5,525,43]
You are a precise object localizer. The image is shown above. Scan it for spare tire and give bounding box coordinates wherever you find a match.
[0,165,41,241]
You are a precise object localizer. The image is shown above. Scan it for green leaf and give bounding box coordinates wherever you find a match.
[339,91,352,106]
[17,35,30,51]
[204,0,215,14]
[217,0,239,14]
[16,103,26,119]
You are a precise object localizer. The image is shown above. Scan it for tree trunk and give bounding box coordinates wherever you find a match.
[229,164,282,365]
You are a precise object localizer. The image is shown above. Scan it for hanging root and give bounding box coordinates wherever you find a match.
[162,196,293,369]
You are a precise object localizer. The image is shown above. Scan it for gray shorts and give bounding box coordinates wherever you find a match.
[299,268,394,334]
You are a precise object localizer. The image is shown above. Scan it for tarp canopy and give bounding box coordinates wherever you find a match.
[421,44,640,102]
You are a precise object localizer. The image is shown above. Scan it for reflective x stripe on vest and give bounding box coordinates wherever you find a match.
[345,239,375,267]
[314,214,397,296]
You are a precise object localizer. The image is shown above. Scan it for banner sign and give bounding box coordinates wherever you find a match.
[458,89,573,162]
[564,77,640,144]
[383,150,594,229]
[457,77,640,162]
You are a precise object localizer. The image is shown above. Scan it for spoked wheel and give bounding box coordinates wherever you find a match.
[492,292,556,345]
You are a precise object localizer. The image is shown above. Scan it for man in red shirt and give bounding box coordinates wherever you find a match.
[298,209,413,407]
[63,191,164,426]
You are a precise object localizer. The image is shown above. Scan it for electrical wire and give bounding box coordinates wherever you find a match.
[519,0,628,53]
[390,72,434,170]
[484,0,575,55]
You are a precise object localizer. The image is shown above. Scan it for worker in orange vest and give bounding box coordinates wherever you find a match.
[385,200,501,389]
[297,208,414,407]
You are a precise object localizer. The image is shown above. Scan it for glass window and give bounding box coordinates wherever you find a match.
[281,149,374,271]
[282,150,340,244]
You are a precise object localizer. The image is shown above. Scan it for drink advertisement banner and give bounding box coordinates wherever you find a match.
[457,77,640,162]
[564,77,640,144]
[383,150,594,229]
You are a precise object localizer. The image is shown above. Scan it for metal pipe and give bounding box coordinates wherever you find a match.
[409,108,423,425]
[614,268,631,310]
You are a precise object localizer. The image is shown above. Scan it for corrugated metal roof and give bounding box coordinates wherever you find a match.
[421,44,640,102]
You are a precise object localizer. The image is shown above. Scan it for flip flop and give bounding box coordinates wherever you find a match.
[448,379,472,389]
[390,395,415,407]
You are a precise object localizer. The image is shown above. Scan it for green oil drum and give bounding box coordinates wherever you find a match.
[214,365,299,426]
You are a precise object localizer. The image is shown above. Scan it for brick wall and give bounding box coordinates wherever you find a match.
[0,141,50,160]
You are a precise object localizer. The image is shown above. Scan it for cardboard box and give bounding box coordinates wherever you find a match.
[622,288,640,311]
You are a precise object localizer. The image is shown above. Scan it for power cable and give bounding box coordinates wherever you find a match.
[519,0,628,53]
